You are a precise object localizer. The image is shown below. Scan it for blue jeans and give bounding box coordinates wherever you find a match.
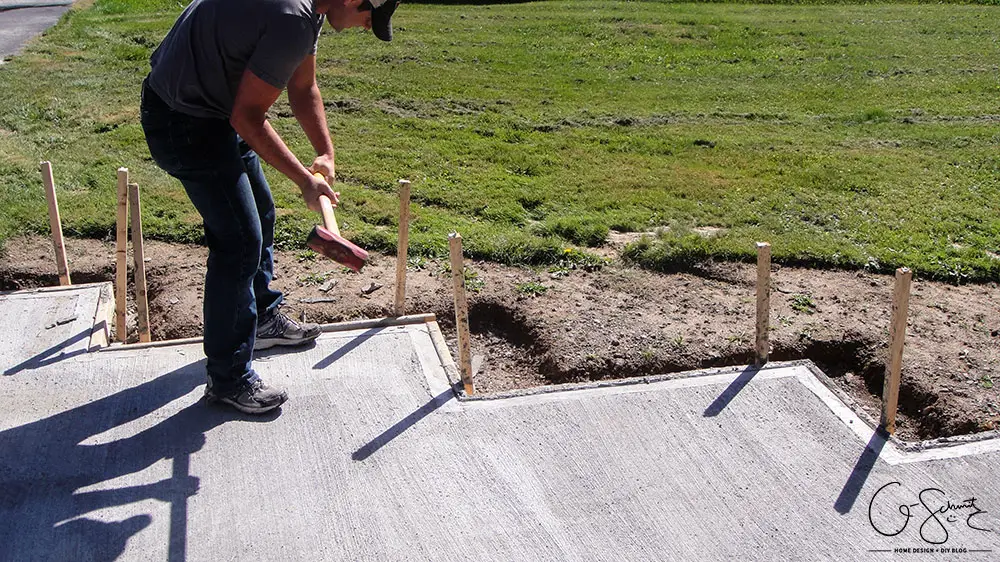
[140,78,282,395]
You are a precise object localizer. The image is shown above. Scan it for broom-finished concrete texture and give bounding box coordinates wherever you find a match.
[1,283,112,376]
[1,283,999,561]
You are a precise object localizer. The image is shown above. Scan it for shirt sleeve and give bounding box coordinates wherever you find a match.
[247,15,317,89]
[313,15,324,55]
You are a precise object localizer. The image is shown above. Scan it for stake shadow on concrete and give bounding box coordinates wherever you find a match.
[352,387,455,461]
[703,365,760,417]
[311,326,386,370]
[0,359,279,562]
[834,427,890,514]
[2,325,95,375]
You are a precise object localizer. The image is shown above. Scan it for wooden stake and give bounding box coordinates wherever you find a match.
[448,232,475,395]
[394,179,412,316]
[115,168,129,342]
[128,182,151,343]
[39,161,71,286]
[881,267,912,434]
[755,242,771,366]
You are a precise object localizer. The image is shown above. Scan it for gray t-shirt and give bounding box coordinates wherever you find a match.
[148,0,324,119]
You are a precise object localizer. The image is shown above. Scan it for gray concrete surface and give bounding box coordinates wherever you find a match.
[1,283,112,375]
[0,2,72,61]
[2,284,999,561]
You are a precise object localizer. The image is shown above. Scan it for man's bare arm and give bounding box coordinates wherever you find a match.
[287,55,335,179]
[230,69,336,211]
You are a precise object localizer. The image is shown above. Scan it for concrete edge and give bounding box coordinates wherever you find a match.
[0,281,110,297]
[796,361,1000,458]
[409,321,463,413]
[457,361,803,403]
[423,318,463,392]
[0,281,115,352]
[0,2,74,12]
[100,313,438,352]
[447,358,1000,463]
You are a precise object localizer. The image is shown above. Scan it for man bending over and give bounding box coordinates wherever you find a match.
[140,0,400,414]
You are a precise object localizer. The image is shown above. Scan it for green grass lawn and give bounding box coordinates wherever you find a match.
[1,0,999,281]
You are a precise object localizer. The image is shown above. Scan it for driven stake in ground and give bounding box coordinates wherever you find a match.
[39,161,70,286]
[394,179,411,315]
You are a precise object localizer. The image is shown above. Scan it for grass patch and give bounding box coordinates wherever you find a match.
[790,294,818,314]
[1,1,1000,282]
[515,281,548,297]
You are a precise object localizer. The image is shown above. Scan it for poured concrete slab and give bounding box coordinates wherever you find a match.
[1,313,999,560]
[0,283,113,375]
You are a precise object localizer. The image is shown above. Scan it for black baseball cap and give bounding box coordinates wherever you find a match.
[363,0,400,42]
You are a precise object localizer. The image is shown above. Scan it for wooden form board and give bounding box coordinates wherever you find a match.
[128,182,151,343]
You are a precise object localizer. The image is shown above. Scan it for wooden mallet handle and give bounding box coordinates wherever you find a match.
[314,173,341,237]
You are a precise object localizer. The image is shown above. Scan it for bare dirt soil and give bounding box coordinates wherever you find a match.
[2,234,998,441]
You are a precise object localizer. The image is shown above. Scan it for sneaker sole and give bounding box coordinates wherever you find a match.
[253,334,320,351]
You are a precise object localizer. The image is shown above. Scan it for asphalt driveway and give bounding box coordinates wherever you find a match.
[0,2,73,61]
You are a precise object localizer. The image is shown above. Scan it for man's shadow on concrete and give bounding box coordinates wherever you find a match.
[0,359,277,562]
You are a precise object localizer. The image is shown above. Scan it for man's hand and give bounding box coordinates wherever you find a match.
[308,154,335,183]
[298,173,339,214]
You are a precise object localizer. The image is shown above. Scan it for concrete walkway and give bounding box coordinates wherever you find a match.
[0,1,73,61]
[2,283,999,561]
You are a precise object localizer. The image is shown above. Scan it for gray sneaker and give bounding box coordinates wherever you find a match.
[205,379,288,414]
[255,310,321,350]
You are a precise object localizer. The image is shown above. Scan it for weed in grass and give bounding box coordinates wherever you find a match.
[548,264,570,279]
[515,281,547,297]
[935,259,972,285]
[406,255,427,270]
[850,108,892,124]
[864,255,881,272]
[546,248,609,278]
[790,294,818,315]
[463,267,485,293]
[298,272,329,285]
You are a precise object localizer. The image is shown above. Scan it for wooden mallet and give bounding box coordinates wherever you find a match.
[305,172,369,271]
